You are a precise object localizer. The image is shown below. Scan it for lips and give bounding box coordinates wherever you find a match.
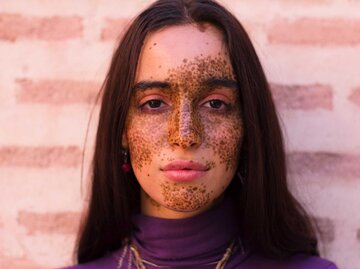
[161,160,208,182]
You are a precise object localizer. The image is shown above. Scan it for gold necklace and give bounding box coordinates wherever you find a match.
[116,240,237,269]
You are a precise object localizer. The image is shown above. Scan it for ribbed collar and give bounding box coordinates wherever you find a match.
[131,195,240,267]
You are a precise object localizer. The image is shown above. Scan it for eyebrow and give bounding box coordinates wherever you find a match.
[204,78,238,90]
[132,81,171,92]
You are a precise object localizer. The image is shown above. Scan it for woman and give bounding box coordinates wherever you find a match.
[64,0,338,268]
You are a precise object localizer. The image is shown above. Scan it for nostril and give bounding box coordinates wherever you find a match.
[177,137,201,149]
[170,137,202,149]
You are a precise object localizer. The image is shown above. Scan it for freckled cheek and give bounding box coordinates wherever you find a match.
[204,115,242,142]
[126,115,168,168]
[203,115,244,169]
[211,125,242,148]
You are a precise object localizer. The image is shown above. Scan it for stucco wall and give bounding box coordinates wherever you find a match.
[0,0,359,268]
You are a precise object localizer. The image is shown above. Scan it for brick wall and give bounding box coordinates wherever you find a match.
[0,0,359,268]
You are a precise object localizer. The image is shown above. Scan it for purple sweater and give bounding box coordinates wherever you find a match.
[62,197,338,269]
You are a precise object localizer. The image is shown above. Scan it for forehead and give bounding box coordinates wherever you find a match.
[135,23,231,82]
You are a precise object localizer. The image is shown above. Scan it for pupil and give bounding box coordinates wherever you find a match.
[149,100,161,108]
[210,100,222,108]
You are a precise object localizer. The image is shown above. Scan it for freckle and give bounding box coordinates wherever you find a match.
[158,65,162,69]
[147,174,150,177]
[183,58,188,63]
[153,42,157,46]
[160,182,210,211]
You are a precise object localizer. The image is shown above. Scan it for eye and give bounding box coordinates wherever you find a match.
[203,99,229,110]
[147,99,163,108]
[140,98,168,112]
[208,100,224,109]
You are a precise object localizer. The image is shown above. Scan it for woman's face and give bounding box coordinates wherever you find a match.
[123,24,244,219]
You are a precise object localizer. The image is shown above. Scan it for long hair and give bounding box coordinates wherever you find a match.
[77,0,319,263]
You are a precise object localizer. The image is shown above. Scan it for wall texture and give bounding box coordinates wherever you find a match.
[0,0,359,268]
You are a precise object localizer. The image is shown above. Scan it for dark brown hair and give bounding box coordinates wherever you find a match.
[76,0,319,263]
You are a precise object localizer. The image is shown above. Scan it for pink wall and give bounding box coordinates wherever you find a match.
[0,0,359,268]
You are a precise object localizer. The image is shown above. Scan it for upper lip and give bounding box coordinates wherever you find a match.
[161,160,209,171]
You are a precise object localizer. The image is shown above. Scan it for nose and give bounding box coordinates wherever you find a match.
[167,103,203,149]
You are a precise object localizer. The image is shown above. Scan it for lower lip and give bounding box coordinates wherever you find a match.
[163,170,207,182]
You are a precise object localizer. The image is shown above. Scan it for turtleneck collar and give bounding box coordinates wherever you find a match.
[131,195,242,267]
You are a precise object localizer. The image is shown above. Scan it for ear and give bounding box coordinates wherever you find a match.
[122,131,128,149]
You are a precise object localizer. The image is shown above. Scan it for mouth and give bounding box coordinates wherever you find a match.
[160,160,209,182]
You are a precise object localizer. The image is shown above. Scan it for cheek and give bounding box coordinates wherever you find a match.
[126,114,167,170]
[203,113,243,171]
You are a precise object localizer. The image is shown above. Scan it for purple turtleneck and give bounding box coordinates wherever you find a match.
[129,196,246,268]
[62,196,338,269]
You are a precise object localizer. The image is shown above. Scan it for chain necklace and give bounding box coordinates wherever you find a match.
[116,239,239,269]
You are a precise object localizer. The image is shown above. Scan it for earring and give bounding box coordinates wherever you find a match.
[121,149,131,173]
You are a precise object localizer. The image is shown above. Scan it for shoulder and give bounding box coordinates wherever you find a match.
[243,252,339,269]
[58,249,121,269]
